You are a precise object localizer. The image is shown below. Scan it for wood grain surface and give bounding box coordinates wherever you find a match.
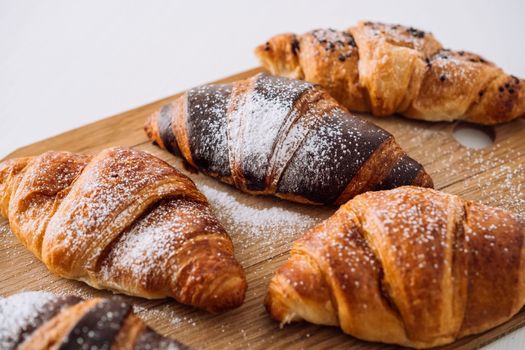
[1,67,524,350]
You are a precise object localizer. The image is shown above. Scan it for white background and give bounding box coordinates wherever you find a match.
[1,0,524,348]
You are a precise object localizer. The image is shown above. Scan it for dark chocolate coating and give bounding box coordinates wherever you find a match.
[186,84,233,177]
[232,74,313,191]
[158,104,181,156]
[153,72,431,204]
[278,108,391,204]
[57,298,131,350]
[0,294,81,350]
[375,154,422,190]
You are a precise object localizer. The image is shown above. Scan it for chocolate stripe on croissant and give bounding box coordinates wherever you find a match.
[57,298,131,350]
[277,106,391,204]
[145,73,432,205]
[186,84,232,178]
[375,154,424,190]
[0,293,82,350]
[158,104,180,156]
[1,292,189,350]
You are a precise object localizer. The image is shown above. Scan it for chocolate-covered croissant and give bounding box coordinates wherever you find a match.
[145,73,432,205]
[0,291,188,350]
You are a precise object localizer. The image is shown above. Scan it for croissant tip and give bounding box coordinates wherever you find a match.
[203,275,247,313]
[264,275,293,323]
[143,113,155,136]
[416,169,434,189]
[179,251,248,313]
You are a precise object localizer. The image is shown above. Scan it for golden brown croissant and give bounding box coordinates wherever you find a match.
[144,72,432,205]
[0,147,246,313]
[0,291,188,350]
[266,186,525,348]
[256,21,525,125]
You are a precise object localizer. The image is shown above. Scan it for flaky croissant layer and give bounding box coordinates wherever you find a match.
[256,21,525,125]
[266,186,525,348]
[0,147,247,313]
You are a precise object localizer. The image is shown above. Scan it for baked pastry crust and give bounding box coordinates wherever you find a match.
[0,291,188,350]
[0,147,246,313]
[145,73,432,205]
[266,186,525,348]
[256,22,525,125]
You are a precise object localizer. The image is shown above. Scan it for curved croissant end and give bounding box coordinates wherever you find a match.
[265,254,338,327]
[266,186,525,348]
[0,157,31,218]
[255,33,304,80]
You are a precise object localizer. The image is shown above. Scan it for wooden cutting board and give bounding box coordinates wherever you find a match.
[1,67,524,350]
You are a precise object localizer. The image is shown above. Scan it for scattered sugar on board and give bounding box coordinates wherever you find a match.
[196,181,328,253]
[52,284,98,300]
[385,122,525,216]
[133,304,182,327]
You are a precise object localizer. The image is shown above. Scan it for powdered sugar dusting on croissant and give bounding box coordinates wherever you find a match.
[187,84,232,176]
[146,73,433,205]
[98,199,230,291]
[0,147,247,313]
[0,291,57,349]
[45,148,185,255]
[0,291,188,349]
[227,73,313,190]
[266,186,525,348]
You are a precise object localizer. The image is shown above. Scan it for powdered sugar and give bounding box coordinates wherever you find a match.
[359,21,436,53]
[229,74,312,186]
[99,198,226,288]
[44,148,184,270]
[393,123,525,216]
[197,180,326,252]
[133,304,183,327]
[187,84,231,175]
[0,291,56,349]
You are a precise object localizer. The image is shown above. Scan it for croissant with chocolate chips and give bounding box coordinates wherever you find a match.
[0,147,246,313]
[0,291,187,350]
[256,21,525,124]
[144,73,432,205]
[266,186,525,348]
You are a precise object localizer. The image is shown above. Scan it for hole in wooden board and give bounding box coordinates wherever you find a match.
[452,122,495,149]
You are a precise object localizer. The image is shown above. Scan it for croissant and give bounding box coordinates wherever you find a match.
[0,147,246,313]
[255,21,525,125]
[144,73,432,205]
[266,186,525,348]
[0,291,187,350]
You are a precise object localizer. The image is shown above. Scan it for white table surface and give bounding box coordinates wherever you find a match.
[1,1,524,348]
